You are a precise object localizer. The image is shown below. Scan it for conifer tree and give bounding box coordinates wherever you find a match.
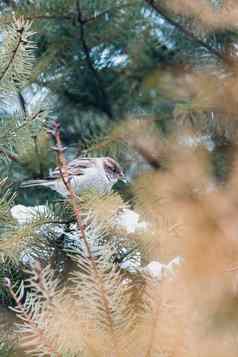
[1,1,238,357]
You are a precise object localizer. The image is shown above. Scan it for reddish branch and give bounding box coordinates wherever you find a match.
[49,121,119,356]
[50,121,85,240]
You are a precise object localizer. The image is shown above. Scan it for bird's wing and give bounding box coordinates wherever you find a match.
[49,158,97,179]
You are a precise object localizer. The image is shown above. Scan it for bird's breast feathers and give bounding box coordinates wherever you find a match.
[53,166,110,196]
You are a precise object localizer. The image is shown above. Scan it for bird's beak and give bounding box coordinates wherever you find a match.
[120,173,129,184]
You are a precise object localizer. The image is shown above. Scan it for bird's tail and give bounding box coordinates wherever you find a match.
[20,179,53,189]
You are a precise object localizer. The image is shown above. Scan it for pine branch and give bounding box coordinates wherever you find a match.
[25,263,59,308]
[71,247,134,354]
[17,91,27,118]
[0,107,48,167]
[130,275,163,357]
[0,148,19,162]
[143,281,160,357]
[131,141,161,169]
[9,116,50,175]
[9,2,136,25]
[144,0,225,61]
[26,14,73,21]
[4,269,63,357]
[0,211,59,261]
[32,136,44,178]
[0,29,22,82]
[0,17,36,89]
[75,1,114,119]
[82,2,137,25]
[0,178,16,224]
[49,121,85,239]
[49,121,128,357]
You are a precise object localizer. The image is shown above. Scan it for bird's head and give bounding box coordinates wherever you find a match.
[102,157,127,184]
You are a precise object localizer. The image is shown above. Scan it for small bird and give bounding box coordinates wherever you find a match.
[21,157,126,197]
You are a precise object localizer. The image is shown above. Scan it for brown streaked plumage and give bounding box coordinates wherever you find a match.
[21,157,126,197]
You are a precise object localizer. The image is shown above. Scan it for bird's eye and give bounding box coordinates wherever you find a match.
[108,165,116,173]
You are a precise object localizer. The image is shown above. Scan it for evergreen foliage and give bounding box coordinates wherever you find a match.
[1,1,238,356]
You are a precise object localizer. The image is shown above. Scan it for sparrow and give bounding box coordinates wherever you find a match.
[21,157,126,197]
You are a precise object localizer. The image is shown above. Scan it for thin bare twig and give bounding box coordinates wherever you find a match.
[50,121,85,240]
[49,121,120,357]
